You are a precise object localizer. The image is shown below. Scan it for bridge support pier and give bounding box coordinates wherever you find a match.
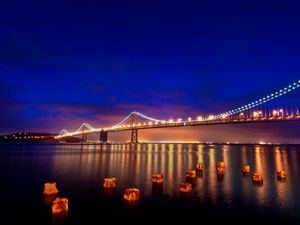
[99,131,108,143]
[81,133,88,143]
[131,129,138,143]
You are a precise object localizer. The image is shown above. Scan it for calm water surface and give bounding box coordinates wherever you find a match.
[1,143,300,224]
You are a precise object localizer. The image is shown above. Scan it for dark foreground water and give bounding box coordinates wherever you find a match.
[1,143,300,225]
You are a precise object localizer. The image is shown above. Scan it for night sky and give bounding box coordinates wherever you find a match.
[1,0,300,143]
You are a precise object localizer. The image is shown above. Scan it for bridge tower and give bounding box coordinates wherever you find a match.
[131,112,138,143]
[99,131,108,143]
[81,133,88,143]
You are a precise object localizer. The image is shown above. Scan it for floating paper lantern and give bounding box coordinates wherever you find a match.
[44,182,58,195]
[123,188,140,201]
[186,170,196,178]
[252,173,263,184]
[217,167,225,175]
[196,162,204,170]
[277,171,286,180]
[242,165,251,173]
[103,177,117,188]
[52,197,68,214]
[217,162,225,168]
[179,183,192,193]
[152,173,163,184]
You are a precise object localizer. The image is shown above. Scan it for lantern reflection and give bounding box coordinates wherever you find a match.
[196,170,204,178]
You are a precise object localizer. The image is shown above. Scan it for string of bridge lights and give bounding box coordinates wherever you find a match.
[215,80,300,119]
[57,80,300,137]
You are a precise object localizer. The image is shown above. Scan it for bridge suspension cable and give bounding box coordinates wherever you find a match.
[215,80,300,119]
[111,112,135,128]
[134,112,163,122]
[74,123,95,133]
[58,129,69,136]
[111,111,163,128]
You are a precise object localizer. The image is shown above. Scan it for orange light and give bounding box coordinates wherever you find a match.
[152,173,163,184]
[252,173,263,183]
[123,188,140,201]
[43,182,59,195]
[179,183,192,193]
[52,197,68,214]
[216,161,225,168]
[277,171,286,180]
[217,167,225,175]
[186,170,196,178]
[196,162,204,170]
[253,111,258,117]
[103,177,117,188]
[241,165,250,173]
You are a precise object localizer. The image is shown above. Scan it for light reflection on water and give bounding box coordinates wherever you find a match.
[1,143,300,224]
[49,144,299,204]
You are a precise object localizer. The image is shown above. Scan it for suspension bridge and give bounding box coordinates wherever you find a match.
[55,80,300,143]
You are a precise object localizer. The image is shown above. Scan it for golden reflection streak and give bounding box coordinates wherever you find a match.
[193,144,205,200]
[240,146,251,202]
[208,146,217,205]
[177,144,183,186]
[187,144,193,170]
[253,146,267,206]
[222,145,232,205]
[160,144,167,193]
[274,147,291,205]
[145,144,153,194]
[197,144,203,163]
[167,144,174,195]
[120,144,127,185]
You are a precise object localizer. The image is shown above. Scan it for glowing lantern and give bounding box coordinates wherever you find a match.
[152,173,163,184]
[252,173,263,184]
[196,162,204,170]
[217,167,225,175]
[242,165,251,173]
[179,183,192,193]
[43,182,59,195]
[216,162,225,168]
[123,188,140,201]
[103,177,117,188]
[52,197,68,214]
[186,170,196,178]
[277,171,286,180]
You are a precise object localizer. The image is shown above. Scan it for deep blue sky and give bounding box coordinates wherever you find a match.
[1,0,300,142]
